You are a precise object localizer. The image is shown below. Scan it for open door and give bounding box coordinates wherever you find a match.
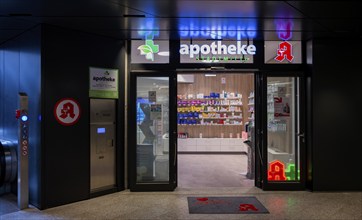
[257,72,306,190]
[129,72,177,191]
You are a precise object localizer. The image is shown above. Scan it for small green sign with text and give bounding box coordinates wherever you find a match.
[89,67,119,99]
[89,90,118,99]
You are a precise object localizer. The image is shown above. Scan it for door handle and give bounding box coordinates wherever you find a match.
[297,133,305,138]
[173,131,177,167]
[297,133,305,143]
[174,142,177,166]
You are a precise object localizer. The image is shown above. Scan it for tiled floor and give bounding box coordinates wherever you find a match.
[178,154,254,187]
[1,188,361,219]
[0,194,18,216]
[1,154,361,219]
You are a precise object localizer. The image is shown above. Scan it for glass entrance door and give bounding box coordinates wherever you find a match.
[260,73,306,190]
[129,73,177,191]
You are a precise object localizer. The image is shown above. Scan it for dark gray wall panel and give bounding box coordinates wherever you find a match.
[312,39,362,191]
[42,25,124,208]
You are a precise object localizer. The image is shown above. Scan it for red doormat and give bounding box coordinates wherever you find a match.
[187,196,269,214]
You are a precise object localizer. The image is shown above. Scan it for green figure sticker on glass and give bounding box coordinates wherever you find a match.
[285,163,300,181]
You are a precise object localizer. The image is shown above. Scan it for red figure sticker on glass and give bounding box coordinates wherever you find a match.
[275,41,294,62]
[54,98,81,126]
[268,160,287,181]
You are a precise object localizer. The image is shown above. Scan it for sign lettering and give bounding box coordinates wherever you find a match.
[180,41,256,59]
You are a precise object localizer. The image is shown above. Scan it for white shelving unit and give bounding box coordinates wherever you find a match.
[247,92,255,123]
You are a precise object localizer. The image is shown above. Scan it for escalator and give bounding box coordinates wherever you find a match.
[0,140,17,188]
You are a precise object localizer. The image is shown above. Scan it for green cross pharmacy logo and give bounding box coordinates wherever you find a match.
[137,39,159,61]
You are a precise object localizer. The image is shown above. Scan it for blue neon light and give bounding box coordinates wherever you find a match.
[137,18,160,39]
[275,20,293,40]
[178,19,257,40]
[135,18,257,40]
[21,115,28,122]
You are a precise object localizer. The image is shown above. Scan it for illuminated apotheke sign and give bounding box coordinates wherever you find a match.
[275,41,294,62]
[265,40,301,64]
[131,29,169,64]
[274,20,294,62]
[137,31,160,62]
[180,41,256,59]
[179,24,257,40]
[276,21,293,41]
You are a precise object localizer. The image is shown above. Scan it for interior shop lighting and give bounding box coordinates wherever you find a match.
[205,74,217,77]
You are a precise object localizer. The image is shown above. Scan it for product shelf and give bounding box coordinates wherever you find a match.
[202,111,242,113]
[182,117,243,120]
[178,97,242,100]
[178,124,242,126]
[201,117,243,120]
[178,104,243,107]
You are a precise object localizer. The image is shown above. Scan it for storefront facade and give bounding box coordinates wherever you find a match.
[127,19,308,192]
[0,18,361,210]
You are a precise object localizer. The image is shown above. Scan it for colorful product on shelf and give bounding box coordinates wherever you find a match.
[209,92,219,98]
[178,132,189,139]
[177,91,245,126]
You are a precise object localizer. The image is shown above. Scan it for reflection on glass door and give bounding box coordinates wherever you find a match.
[266,77,302,182]
[136,77,170,183]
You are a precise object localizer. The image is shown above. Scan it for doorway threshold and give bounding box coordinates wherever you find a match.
[174,186,261,195]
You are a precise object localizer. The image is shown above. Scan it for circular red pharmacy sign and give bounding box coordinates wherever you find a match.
[54,98,81,126]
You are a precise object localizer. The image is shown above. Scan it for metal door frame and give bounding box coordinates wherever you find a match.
[257,71,307,190]
[128,71,177,191]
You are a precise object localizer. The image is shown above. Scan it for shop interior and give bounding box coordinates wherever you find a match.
[177,73,255,187]
[136,77,171,183]
[135,73,256,187]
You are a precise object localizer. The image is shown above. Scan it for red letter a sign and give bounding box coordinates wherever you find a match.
[275,41,294,62]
